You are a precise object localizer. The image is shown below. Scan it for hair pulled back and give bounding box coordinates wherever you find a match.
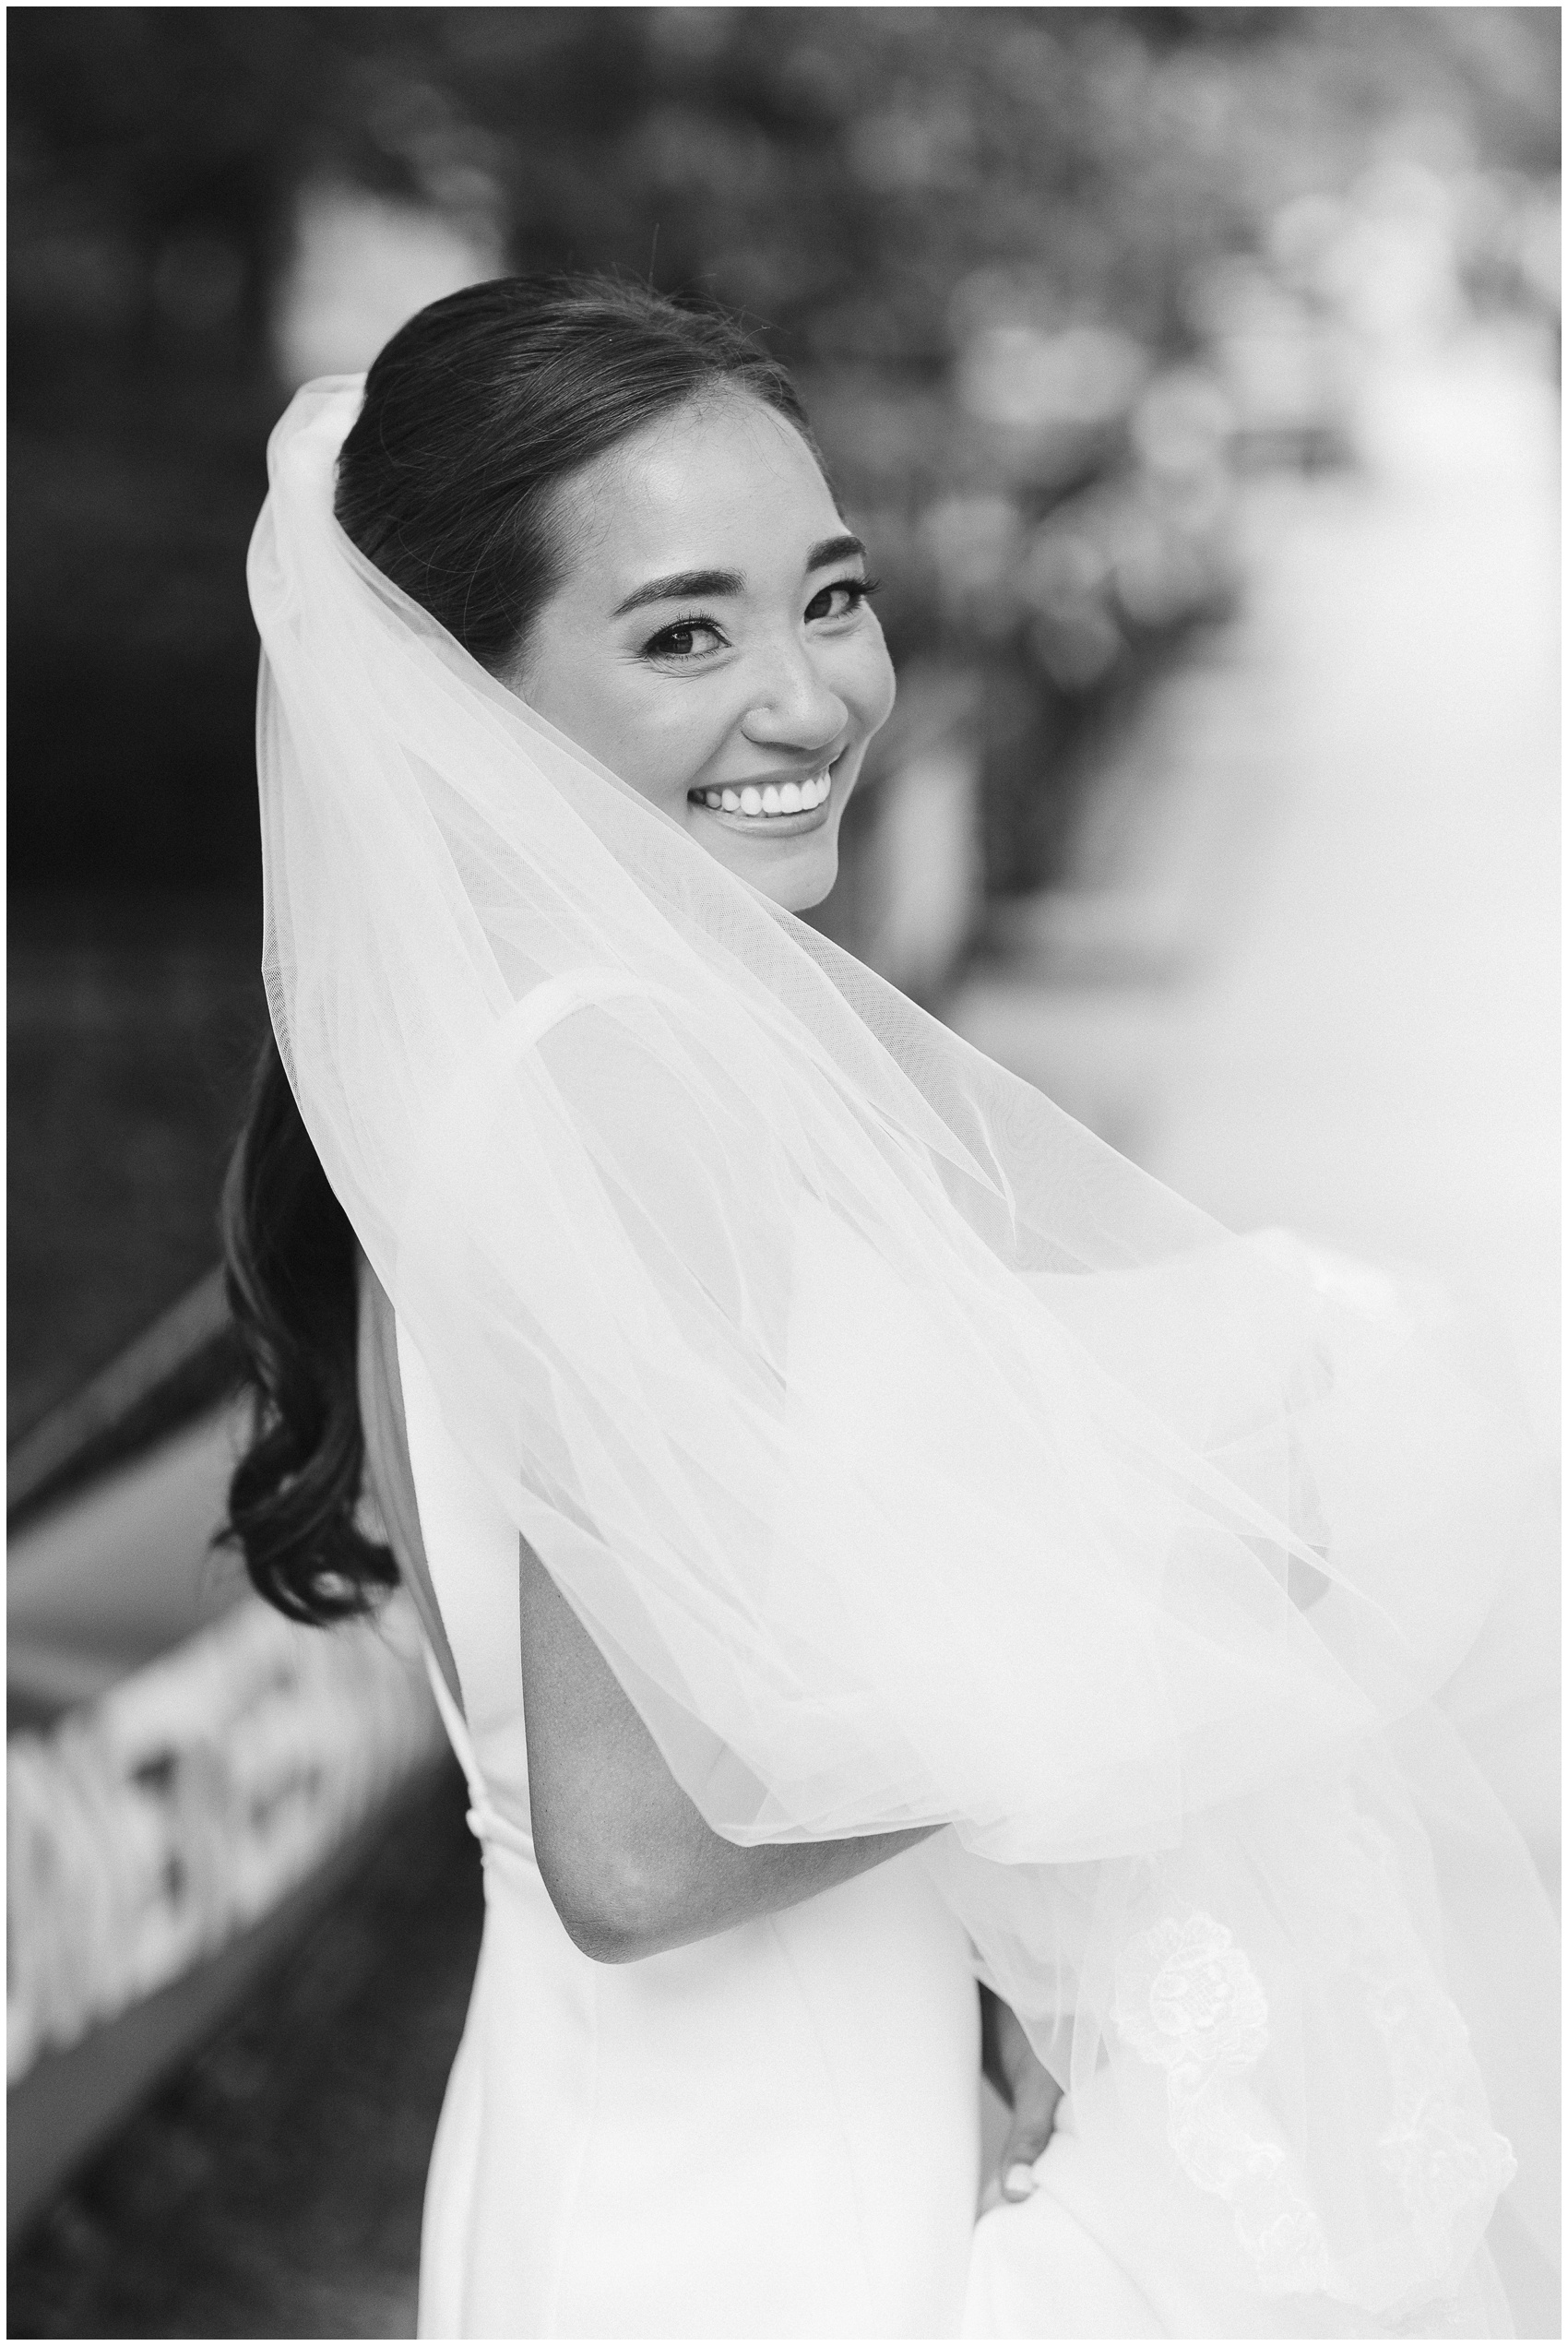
[338,273,814,672]
[222,274,815,1625]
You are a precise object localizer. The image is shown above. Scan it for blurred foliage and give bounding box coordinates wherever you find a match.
[7,6,1559,1424]
[7,898,268,1437]
[9,5,1560,890]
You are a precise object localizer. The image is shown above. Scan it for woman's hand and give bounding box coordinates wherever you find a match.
[980,1985,1063,2201]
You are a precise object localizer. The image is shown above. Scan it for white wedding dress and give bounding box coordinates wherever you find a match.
[365,1279,1554,2343]
[390,1316,985,2340]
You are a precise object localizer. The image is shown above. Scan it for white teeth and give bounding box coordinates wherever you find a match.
[696,768,834,817]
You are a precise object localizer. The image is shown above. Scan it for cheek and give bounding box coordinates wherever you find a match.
[531,655,718,807]
[607,684,734,807]
[837,622,897,734]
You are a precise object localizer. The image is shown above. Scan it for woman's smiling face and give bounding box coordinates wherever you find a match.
[508,391,896,912]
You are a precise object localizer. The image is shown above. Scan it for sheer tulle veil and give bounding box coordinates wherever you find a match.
[250,377,1558,2334]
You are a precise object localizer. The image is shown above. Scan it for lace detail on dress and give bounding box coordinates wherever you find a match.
[1113,1802,1517,2315]
[1341,1808,1517,2274]
[1114,1909,1332,2297]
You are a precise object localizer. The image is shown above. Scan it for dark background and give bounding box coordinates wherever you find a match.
[11,6,1559,890]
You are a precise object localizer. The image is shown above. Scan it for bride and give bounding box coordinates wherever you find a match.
[223,276,1557,2339]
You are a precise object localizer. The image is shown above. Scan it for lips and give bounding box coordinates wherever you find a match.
[686,756,840,836]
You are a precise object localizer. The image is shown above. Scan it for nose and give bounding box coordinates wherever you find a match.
[741,637,849,757]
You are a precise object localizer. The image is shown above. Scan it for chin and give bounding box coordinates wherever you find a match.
[758,838,838,915]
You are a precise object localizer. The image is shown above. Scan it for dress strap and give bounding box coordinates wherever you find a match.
[421,1638,481,1786]
[356,1251,466,1718]
[420,1639,536,1861]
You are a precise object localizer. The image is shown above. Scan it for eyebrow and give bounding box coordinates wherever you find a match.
[611,535,866,619]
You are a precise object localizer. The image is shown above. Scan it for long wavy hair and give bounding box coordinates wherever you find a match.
[221,275,815,1625]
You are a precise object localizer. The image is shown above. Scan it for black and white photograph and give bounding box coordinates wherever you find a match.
[7,6,1561,2339]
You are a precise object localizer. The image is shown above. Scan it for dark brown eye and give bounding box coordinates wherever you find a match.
[804,578,879,623]
[644,615,726,661]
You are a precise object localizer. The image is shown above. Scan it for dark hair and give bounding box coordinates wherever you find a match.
[222,273,817,1625]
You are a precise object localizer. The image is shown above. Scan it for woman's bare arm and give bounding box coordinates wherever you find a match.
[357,1258,936,1963]
[518,1536,939,1961]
